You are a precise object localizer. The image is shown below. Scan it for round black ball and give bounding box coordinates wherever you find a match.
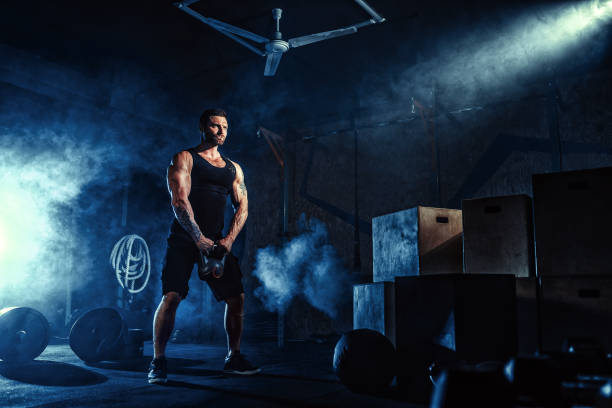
[333,329,396,393]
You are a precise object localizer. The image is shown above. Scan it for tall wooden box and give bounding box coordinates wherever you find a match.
[394,274,517,385]
[533,167,612,276]
[540,276,612,352]
[372,206,462,282]
[353,282,395,346]
[462,194,535,277]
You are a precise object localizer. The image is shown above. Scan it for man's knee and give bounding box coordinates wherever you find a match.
[162,291,182,310]
[225,293,244,313]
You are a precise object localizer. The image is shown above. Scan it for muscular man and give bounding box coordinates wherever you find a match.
[148,108,260,384]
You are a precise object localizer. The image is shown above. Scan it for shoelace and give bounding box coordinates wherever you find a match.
[152,359,166,369]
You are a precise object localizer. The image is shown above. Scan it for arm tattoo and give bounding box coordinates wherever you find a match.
[174,205,202,242]
[239,181,247,197]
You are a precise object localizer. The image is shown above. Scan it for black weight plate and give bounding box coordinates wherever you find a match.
[69,308,126,363]
[0,307,49,362]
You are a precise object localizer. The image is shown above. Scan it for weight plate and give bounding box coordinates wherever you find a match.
[0,307,49,363]
[69,308,126,363]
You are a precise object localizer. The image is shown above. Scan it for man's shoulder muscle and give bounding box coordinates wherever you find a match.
[170,150,193,171]
[228,159,244,178]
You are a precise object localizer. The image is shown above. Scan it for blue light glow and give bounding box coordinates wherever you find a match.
[0,171,51,285]
[0,131,115,307]
[383,0,612,108]
[601,382,612,398]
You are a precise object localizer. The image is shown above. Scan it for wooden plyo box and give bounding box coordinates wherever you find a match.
[533,166,612,276]
[353,282,395,346]
[394,274,517,386]
[462,194,535,277]
[394,274,517,362]
[540,276,612,352]
[372,206,463,282]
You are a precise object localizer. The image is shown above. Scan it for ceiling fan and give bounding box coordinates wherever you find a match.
[174,0,386,76]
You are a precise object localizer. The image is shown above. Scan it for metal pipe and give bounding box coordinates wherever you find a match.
[121,183,128,227]
[433,83,442,207]
[278,163,287,348]
[547,80,563,172]
[65,274,71,327]
[283,161,289,235]
[278,310,285,348]
[353,124,361,272]
[260,128,285,166]
[279,139,289,349]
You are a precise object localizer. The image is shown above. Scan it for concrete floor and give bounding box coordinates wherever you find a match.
[0,340,425,408]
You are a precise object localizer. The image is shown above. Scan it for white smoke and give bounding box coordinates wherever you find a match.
[253,215,352,319]
[0,129,129,307]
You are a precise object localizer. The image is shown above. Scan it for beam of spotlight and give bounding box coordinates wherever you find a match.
[556,0,612,32]
[393,0,612,107]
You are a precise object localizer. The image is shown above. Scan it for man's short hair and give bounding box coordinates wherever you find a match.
[199,108,228,133]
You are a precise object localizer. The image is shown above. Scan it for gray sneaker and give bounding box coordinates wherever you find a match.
[223,352,261,375]
[148,357,168,384]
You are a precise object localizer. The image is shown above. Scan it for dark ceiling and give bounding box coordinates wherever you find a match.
[1,0,611,150]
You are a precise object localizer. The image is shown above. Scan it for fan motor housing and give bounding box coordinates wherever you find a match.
[266,40,289,54]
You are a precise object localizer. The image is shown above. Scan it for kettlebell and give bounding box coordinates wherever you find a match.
[198,242,227,279]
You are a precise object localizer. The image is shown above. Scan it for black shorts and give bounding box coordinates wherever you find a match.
[161,234,244,302]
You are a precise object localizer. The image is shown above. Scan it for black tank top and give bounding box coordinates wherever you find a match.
[170,148,236,241]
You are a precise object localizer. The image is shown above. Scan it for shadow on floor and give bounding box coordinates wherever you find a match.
[255,372,338,384]
[92,356,384,387]
[161,379,320,408]
[0,360,107,386]
[361,384,430,404]
[88,357,223,378]
[161,379,427,406]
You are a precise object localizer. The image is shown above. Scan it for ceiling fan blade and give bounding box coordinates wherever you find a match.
[204,16,269,44]
[264,52,283,76]
[175,3,268,44]
[353,0,386,23]
[287,26,358,48]
[176,4,266,56]
[174,0,199,7]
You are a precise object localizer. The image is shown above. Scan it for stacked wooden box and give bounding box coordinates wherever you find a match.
[462,194,537,355]
[354,205,521,387]
[354,206,464,349]
[354,165,612,391]
[533,167,612,352]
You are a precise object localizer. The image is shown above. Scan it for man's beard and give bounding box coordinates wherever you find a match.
[204,133,225,145]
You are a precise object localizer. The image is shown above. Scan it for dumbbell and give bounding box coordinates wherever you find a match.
[198,242,228,279]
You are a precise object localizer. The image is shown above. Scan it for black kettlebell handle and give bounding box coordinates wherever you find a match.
[210,242,228,259]
[198,243,227,280]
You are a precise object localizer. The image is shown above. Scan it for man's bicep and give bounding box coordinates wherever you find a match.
[232,164,247,204]
[168,152,191,199]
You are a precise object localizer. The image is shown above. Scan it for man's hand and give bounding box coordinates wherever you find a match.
[197,236,216,255]
[217,236,234,253]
